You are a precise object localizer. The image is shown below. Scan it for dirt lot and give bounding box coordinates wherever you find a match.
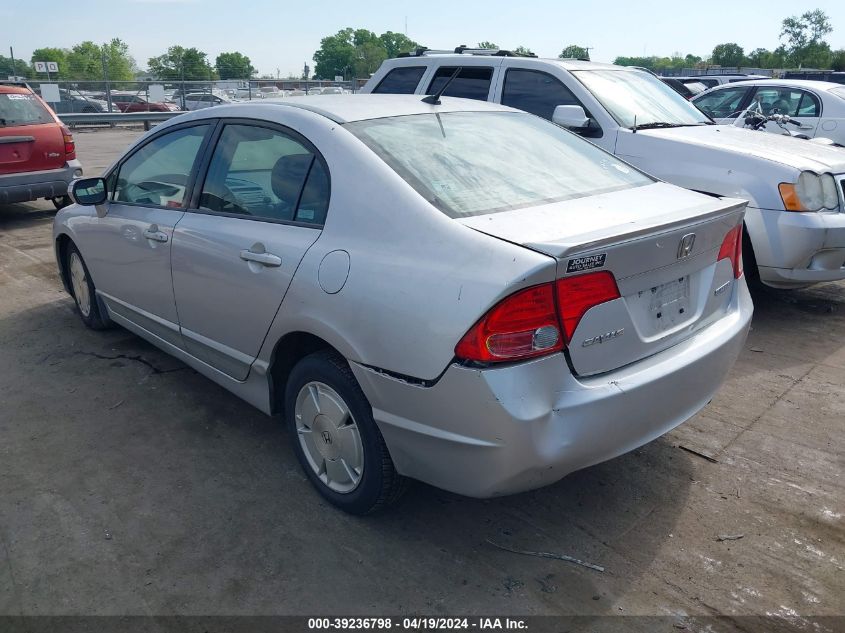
[0,128,843,628]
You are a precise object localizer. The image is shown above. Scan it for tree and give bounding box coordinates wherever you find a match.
[513,46,535,56]
[0,54,30,78]
[102,39,137,81]
[832,49,845,72]
[477,41,498,50]
[313,28,394,79]
[711,43,745,67]
[781,9,833,67]
[148,46,214,81]
[560,45,589,60]
[30,47,69,78]
[216,52,256,79]
[379,31,420,58]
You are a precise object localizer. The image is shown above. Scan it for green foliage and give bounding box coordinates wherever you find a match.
[216,52,256,79]
[30,47,69,78]
[1,54,30,78]
[513,46,535,56]
[711,43,745,67]
[477,41,498,50]
[560,45,589,60]
[313,27,419,79]
[781,9,833,67]
[148,46,215,81]
[379,31,420,58]
[832,49,845,72]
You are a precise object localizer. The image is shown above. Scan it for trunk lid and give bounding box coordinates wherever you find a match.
[459,182,746,375]
[0,89,66,175]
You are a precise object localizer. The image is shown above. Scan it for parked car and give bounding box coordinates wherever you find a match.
[363,53,845,289]
[106,92,180,113]
[54,95,751,513]
[1,82,83,208]
[38,88,107,114]
[257,86,281,98]
[661,77,706,100]
[692,79,845,146]
[674,74,769,89]
[183,92,232,110]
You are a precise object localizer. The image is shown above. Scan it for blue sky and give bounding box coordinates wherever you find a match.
[2,0,844,77]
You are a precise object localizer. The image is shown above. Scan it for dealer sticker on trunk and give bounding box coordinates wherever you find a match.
[566,254,606,273]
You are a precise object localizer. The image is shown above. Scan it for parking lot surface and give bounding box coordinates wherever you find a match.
[0,129,843,625]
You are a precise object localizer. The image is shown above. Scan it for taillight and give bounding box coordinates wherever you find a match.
[60,125,76,161]
[555,271,621,344]
[718,225,743,279]
[455,270,621,363]
[455,284,562,362]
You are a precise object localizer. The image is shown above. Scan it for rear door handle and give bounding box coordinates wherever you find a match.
[143,226,168,243]
[240,246,281,267]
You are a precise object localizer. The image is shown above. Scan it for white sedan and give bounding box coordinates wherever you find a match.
[693,79,845,145]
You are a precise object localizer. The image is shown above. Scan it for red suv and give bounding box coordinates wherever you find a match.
[1,82,83,208]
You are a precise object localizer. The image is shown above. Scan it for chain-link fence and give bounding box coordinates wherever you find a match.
[18,79,362,115]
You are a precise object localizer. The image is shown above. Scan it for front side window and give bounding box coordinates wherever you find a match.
[373,67,426,94]
[199,124,329,225]
[501,69,580,121]
[113,124,210,207]
[346,111,651,218]
[426,67,493,101]
[0,93,52,127]
[693,86,752,119]
[576,69,712,128]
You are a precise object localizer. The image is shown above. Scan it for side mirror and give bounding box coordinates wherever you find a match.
[552,104,590,129]
[69,177,107,206]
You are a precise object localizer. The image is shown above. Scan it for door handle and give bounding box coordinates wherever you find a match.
[240,244,281,267]
[143,225,168,243]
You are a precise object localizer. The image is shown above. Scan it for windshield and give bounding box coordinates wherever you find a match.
[575,70,712,128]
[345,111,652,218]
[0,93,53,127]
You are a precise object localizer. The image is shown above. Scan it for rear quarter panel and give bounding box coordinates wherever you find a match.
[251,108,556,381]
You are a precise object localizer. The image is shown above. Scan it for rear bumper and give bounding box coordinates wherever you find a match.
[752,208,845,288]
[0,160,83,205]
[352,279,752,498]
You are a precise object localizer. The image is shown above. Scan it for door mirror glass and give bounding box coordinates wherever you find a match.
[70,177,107,205]
[552,104,590,129]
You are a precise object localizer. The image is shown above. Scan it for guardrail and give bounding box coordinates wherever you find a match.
[58,111,183,130]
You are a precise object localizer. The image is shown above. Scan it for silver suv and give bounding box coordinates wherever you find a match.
[363,49,845,289]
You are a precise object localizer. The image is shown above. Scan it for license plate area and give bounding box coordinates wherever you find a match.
[649,276,690,331]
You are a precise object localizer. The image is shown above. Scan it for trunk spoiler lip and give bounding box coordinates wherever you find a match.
[462,198,747,262]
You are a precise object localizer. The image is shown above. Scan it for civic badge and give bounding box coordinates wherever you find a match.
[677,233,696,259]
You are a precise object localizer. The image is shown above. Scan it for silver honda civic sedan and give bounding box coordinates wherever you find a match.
[54,95,753,514]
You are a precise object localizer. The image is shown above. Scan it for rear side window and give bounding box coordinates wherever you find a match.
[0,93,52,127]
[373,67,425,94]
[199,124,329,225]
[427,67,493,101]
[501,69,580,120]
[750,87,818,117]
[694,86,751,118]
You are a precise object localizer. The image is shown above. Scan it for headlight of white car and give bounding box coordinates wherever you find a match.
[779,171,840,212]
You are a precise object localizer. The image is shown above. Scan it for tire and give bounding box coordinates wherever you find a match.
[66,243,111,330]
[51,195,72,210]
[285,350,407,514]
[741,226,760,284]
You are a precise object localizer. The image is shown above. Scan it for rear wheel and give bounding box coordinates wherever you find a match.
[66,244,111,330]
[285,350,406,514]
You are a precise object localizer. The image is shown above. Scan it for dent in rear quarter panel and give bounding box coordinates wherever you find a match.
[254,121,557,382]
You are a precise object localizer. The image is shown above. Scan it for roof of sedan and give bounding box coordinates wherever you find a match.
[217,94,522,123]
[711,78,844,91]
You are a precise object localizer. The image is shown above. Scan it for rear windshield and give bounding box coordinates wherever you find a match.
[345,111,652,218]
[0,93,53,127]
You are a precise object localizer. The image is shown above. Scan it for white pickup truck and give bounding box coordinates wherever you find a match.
[362,51,845,289]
